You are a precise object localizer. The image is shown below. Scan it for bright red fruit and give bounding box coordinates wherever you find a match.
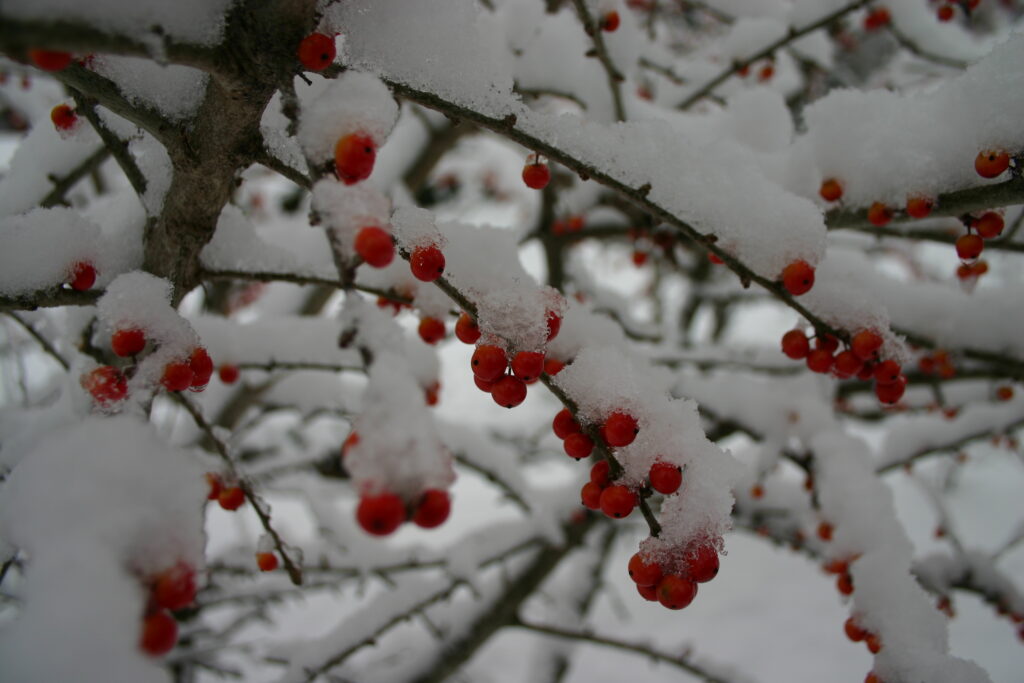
[471,344,508,381]
[206,472,223,500]
[863,7,891,30]
[356,492,407,536]
[161,361,194,392]
[905,195,933,219]
[354,226,394,267]
[844,616,867,642]
[833,350,864,379]
[806,349,834,374]
[875,375,907,404]
[522,159,551,190]
[219,364,240,384]
[996,385,1014,401]
[218,485,245,511]
[937,4,955,21]
[341,431,360,458]
[955,233,983,261]
[975,212,1004,239]
[412,489,451,528]
[867,202,893,227]
[297,33,335,71]
[511,351,545,381]
[851,329,883,360]
[153,563,196,611]
[781,260,815,296]
[111,328,145,357]
[781,330,810,359]
[686,545,720,583]
[418,317,446,345]
[581,481,603,509]
[256,552,279,572]
[600,10,620,31]
[552,408,581,439]
[546,311,562,341]
[603,411,639,447]
[28,49,72,72]
[649,462,682,495]
[599,485,637,518]
[189,347,214,388]
[815,334,840,352]
[140,611,178,656]
[564,432,594,460]
[817,521,834,541]
[334,133,376,185]
[543,358,565,376]
[50,104,77,131]
[491,375,527,408]
[474,375,496,393]
[425,381,440,406]
[628,553,663,587]
[82,365,128,405]
[657,575,697,610]
[865,633,882,653]
[410,244,445,282]
[69,261,96,291]
[637,583,658,601]
[819,178,843,202]
[872,359,900,385]
[975,149,1010,178]
[590,460,610,487]
[454,312,481,344]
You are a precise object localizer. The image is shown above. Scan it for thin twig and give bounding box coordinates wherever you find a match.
[570,0,625,121]
[3,312,70,370]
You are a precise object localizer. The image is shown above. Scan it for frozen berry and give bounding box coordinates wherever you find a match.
[867,202,893,227]
[564,432,594,460]
[50,103,77,131]
[628,553,663,587]
[111,328,145,357]
[599,485,637,518]
[937,4,955,21]
[139,611,178,656]
[851,329,883,360]
[656,575,697,610]
[491,375,527,408]
[603,411,639,447]
[28,49,72,72]
[69,261,96,291]
[863,7,891,30]
[781,260,815,296]
[297,33,335,71]
[256,552,279,572]
[649,462,682,495]
[471,344,508,382]
[817,521,834,541]
[833,350,864,379]
[637,582,658,601]
[82,365,128,405]
[875,375,907,404]
[334,133,376,185]
[685,545,720,583]
[845,616,867,642]
[806,349,834,374]
[511,351,545,382]
[205,472,223,500]
[219,364,240,384]
[975,149,1010,178]
[781,330,810,360]
[956,233,983,261]
[189,347,214,388]
[974,212,1004,239]
[522,158,551,190]
[590,459,611,487]
[906,196,933,219]
[410,244,445,282]
[874,360,902,385]
[418,317,446,345]
[600,10,620,31]
[424,381,440,406]
[820,178,843,202]
[581,481,603,509]
[543,358,566,376]
[218,485,245,511]
[354,226,394,267]
[412,489,451,528]
[356,492,406,536]
[546,311,562,341]
[455,312,481,344]
[152,563,196,611]
[161,361,194,392]
[553,408,582,439]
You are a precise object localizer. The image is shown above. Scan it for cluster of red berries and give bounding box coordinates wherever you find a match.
[781,328,907,403]
[50,103,78,132]
[824,553,860,598]
[843,613,884,655]
[737,60,775,82]
[206,472,246,511]
[139,562,196,656]
[955,209,1004,269]
[356,488,451,536]
[863,7,892,31]
[465,311,562,408]
[628,544,719,609]
[297,33,336,72]
[522,154,551,190]
[918,348,955,378]
[933,0,981,21]
[551,215,585,235]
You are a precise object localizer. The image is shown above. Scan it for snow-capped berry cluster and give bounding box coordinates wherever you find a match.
[139,562,197,656]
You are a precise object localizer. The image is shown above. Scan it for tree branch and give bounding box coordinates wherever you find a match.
[570,0,626,122]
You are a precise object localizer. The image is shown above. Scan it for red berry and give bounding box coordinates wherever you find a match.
[865,632,882,653]
[218,485,245,511]
[874,360,902,385]
[425,381,440,406]
[454,312,481,344]
[685,545,720,583]
[474,375,496,393]
[637,583,658,601]
[603,411,639,447]
[781,260,815,296]
[806,349,834,374]
[334,133,376,185]
[356,492,407,536]
[511,351,545,381]
[341,431,360,458]
[546,311,562,341]
[418,317,446,345]
[845,616,867,642]
[219,364,240,384]
[256,552,279,572]
[412,489,451,528]
[139,611,178,656]
[817,521,834,541]
[354,226,394,267]
[996,385,1014,401]
[189,347,214,388]
[297,33,336,71]
[552,408,581,439]
[975,149,1010,179]
[833,350,864,379]
[974,212,1004,239]
[750,483,765,499]
[564,432,594,460]
[850,329,883,360]
[955,233,984,261]
[628,553,663,587]
[81,365,128,405]
[867,202,893,227]
[875,375,907,404]
[491,375,527,408]
[600,10,620,31]
[863,7,891,30]
[205,473,223,500]
[905,196,933,219]
[581,481,603,509]
[161,361,194,392]
[543,357,566,376]
[69,261,96,291]
[815,334,840,353]
[656,575,698,610]
[819,178,843,202]
[599,485,637,518]
[866,673,881,683]
[50,103,77,131]
[28,49,72,72]
[781,330,810,360]
[410,244,445,282]
[111,328,145,357]
[590,460,611,487]
[937,4,955,21]
[649,462,682,495]
[757,63,774,82]
[522,160,551,190]
[152,563,196,611]
[471,344,508,381]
